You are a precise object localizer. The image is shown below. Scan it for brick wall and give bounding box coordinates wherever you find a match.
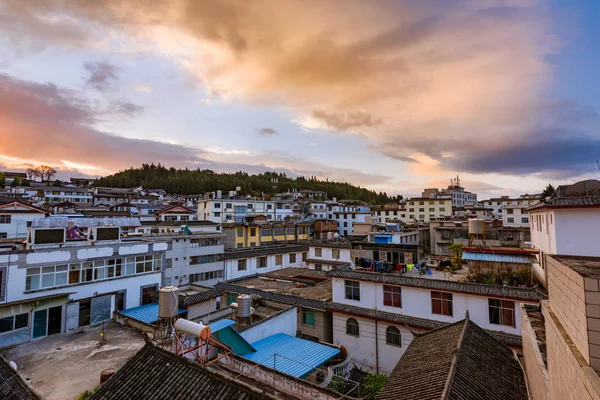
[584,272,600,371]
[547,256,589,363]
[544,304,600,400]
[521,304,549,400]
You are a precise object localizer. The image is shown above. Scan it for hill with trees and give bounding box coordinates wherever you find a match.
[94,164,399,203]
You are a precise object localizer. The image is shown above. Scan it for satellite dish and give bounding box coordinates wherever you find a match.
[9,361,17,370]
[565,180,600,197]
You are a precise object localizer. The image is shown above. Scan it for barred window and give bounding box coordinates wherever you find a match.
[386,326,401,347]
[346,318,359,337]
[489,299,516,327]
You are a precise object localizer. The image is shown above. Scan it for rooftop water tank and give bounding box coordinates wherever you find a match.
[174,318,212,341]
[158,286,179,319]
[237,294,251,318]
[468,219,486,235]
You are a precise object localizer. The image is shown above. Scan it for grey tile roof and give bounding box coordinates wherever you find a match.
[89,342,270,400]
[215,282,328,310]
[526,196,600,211]
[32,217,142,228]
[377,318,527,400]
[305,258,351,267]
[179,288,223,307]
[224,244,308,260]
[327,269,546,301]
[326,302,522,347]
[0,356,41,400]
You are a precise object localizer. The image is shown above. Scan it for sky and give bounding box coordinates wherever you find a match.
[1,0,599,199]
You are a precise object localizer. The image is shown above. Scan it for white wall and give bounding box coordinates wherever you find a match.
[331,278,529,335]
[332,314,413,374]
[308,246,352,262]
[554,209,600,256]
[0,212,45,238]
[240,306,297,344]
[225,252,303,280]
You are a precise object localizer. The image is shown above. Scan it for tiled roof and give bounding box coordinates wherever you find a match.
[224,244,308,260]
[305,258,351,267]
[0,356,42,400]
[327,301,522,347]
[376,317,527,400]
[215,282,328,310]
[179,288,223,307]
[327,270,545,301]
[89,343,269,400]
[526,196,600,211]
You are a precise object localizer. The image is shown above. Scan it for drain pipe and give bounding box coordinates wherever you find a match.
[375,318,379,374]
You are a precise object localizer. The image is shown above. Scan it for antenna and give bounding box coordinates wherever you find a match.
[597,160,600,172]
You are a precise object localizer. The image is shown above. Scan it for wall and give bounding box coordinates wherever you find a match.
[554,209,600,257]
[544,304,600,400]
[296,308,332,343]
[240,306,297,344]
[0,212,45,238]
[186,298,230,322]
[331,278,529,335]
[331,313,414,374]
[164,236,224,287]
[520,304,550,400]
[546,256,590,364]
[225,251,303,281]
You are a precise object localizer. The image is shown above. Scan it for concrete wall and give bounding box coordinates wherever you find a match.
[296,308,332,343]
[0,212,45,238]
[547,256,590,364]
[554,209,600,257]
[240,307,297,344]
[164,236,224,286]
[308,246,352,263]
[544,304,600,400]
[520,304,550,400]
[331,313,415,375]
[331,278,530,335]
[224,252,303,281]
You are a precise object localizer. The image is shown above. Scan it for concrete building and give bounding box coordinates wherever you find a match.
[306,241,352,271]
[221,219,309,249]
[329,205,372,237]
[216,267,334,343]
[521,255,600,400]
[197,198,278,223]
[482,194,541,218]
[0,201,48,239]
[503,204,531,227]
[310,201,328,220]
[372,204,405,224]
[422,176,477,207]
[223,244,307,281]
[526,179,600,287]
[36,186,93,204]
[326,269,542,374]
[0,219,167,348]
[403,197,453,223]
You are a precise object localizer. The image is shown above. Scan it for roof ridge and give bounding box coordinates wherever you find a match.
[441,316,470,400]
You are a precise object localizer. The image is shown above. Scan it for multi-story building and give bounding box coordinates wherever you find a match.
[372,204,405,224]
[223,244,307,281]
[36,186,93,204]
[481,194,541,218]
[306,242,352,271]
[329,204,372,237]
[0,218,167,348]
[310,201,328,220]
[326,269,543,374]
[422,175,477,207]
[502,204,530,227]
[0,201,48,238]
[221,219,309,249]
[526,179,600,287]
[403,197,453,223]
[197,198,278,223]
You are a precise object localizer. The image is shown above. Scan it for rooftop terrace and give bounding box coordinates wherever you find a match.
[552,255,600,280]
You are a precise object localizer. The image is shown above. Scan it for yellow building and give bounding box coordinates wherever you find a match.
[222,222,310,249]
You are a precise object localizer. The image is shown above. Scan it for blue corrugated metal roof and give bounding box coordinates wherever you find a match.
[243,333,340,378]
[120,303,186,324]
[208,319,236,333]
[462,252,536,264]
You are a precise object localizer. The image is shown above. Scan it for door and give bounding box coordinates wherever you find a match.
[79,300,91,327]
[66,303,79,331]
[141,285,158,305]
[48,306,62,336]
[91,296,112,325]
[115,292,125,311]
[404,252,413,265]
[33,310,47,339]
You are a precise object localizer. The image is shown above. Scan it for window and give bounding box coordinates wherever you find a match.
[386,326,401,347]
[439,208,445,212]
[383,285,402,308]
[409,208,414,212]
[315,264,323,271]
[214,203,221,208]
[521,217,529,224]
[302,309,315,327]
[419,208,425,212]
[227,293,238,305]
[266,204,273,210]
[190,254,224,265]
[0,233,6,239]
[237,228,244,237]
[275,255,283,266]
[507,209,514,214]
[225,203,232,209]
[489,299,516,327]
[237,259,247,271]
[0,313,28,333]
[332,249,340,259]
[431,291,453,316]
[257,256,267,268]
[213,212,221,217]
[345,280,360,301]
[302,252,307,261]
[250,228,256,237]
[141,285,158,305]
[0,215,11,224]
[274,227,285,236]
[315,248,323,257]
[260,227,272,236]
[429,208,435,212]
[506,218,515,223]
[289,253,296,263]
[346,318,359,336]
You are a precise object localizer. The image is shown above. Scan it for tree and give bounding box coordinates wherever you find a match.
[21,179,31,187]
[37,165,57,182]
[26,168,39,181]
[541,184,555,199]
[0,172,5,187]
[10,178,21,187]
[448,243,464,258]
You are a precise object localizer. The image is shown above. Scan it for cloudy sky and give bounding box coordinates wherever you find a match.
[1,0,599,199]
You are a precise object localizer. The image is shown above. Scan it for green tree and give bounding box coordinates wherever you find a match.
[10,178,20,187]
[21,179,31,186]
[448,243,464,258]
[362,373,388,399]
[0,172,5,187]
[541,184,555,199]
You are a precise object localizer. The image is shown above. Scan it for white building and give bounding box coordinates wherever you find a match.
[403,197,453,223]
[197,198,278,224]
[329,205,372,237]
[37,186,94,204]
[306,242,352,271]
[481,194,541,218]
[310,202,328,220]
[223,244,307,281]
[526,180,600,287]
[0,219,167,348]
[502,205,530,227]
[327,269,543,374]
[422,176,477,207]
[0,201,48,238]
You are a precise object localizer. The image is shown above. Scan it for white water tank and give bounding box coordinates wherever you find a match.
[468,219,486,235]
[237,294,252,318]
[158,286,179,318]
[174,318,212,341]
